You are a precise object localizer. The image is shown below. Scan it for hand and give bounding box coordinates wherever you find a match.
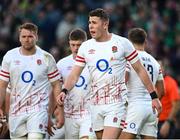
[0,121,9,139]
[152,98,162,116]
[46,116,56,137]
[160,121,170,138]
[56,92,66,106]
[54,106,64,129]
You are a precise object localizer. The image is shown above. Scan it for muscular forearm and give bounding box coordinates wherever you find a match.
[64,74,79,91]
[51,80,62,109]
[48,92,55,116]
[0,90,5,108]
[0,80,8,108]
[155,80,165,99]
[63,65,83,91]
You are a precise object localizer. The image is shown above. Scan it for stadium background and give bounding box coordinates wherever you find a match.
[0,0,179,85]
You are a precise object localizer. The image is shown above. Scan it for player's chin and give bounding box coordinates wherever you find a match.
[23,44,35,49]
[90,33,96,38]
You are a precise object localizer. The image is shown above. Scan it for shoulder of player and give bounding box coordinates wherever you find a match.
[145,52,159,65]
[112,33,128,41]
[80,38,94,47]
[6,47,19,54]
[3,47,20,60]
[112,33,132,47]
[38,47,54,58]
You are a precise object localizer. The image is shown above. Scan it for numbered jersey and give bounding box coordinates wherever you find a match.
[75,34,139,105]
[0,46,60,116]
[57,55,91,118]
[126,51,163,102]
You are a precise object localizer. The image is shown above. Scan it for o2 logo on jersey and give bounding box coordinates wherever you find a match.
[130,123,136,129]
[96,59,112,74]
[21,71,36,86]
[75,75,87,90]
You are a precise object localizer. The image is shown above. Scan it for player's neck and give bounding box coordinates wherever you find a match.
[96,32,111,42]
[134,45,144,51]
[72,54,77,60]
[20,46,37,56]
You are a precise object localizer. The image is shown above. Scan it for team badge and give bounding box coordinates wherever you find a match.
[88,49,95,54]
[112,46,118,53]
[113,117,118,123]
[14,60,20,65]
[37,59,42,65]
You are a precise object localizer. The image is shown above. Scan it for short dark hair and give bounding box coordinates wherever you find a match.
[19,22,38,34]
[69,28,87,41]
[89,8,109,21]
[128,28,147,44]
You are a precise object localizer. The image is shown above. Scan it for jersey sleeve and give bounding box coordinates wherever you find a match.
[0,52,10,82]
[75,43,86,67]
[124,39,139,64]
[47,54,60,83]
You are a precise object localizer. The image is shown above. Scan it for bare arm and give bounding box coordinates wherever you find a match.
[125,71,129,84]
[0,80,8,116]
[51,80,62,110]
[47,80,63,136]
[56,65,84,105]
[54,105,64,128]
[155,80,165,99]
[4,92,10,117]
[48,92,56,117]
[63,65,84,91]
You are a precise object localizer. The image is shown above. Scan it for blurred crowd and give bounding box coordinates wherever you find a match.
[0,0,180,84]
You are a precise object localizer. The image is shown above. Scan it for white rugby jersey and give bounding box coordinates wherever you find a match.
[57,54,91,118]
[75,34,139,105]
[126,51,163,102]
[0,46,60,116]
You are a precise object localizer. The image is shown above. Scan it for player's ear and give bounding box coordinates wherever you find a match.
[103,20,109,30]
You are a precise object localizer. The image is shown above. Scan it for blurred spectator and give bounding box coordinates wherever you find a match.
[56,11,77,51]
[40,1,61,51]
[75,2,88,30]
[157,59,180,139]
